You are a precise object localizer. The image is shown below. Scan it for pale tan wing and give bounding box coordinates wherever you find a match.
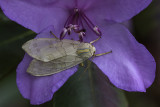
[27,55,87,76]
[50,55,86,63]
[22,38,81,62]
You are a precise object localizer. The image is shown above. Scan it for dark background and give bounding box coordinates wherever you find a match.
[0,0,160,107]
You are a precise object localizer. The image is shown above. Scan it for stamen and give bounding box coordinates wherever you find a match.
[81,13,94,27]
[79,16,84,29]
[68,24,79,35]
[60,8,102,41]
[74,8,79,12]
[79,31,85,42]
[81,13,102,36]
[64,12,74,27]
[60,28,68,40]
[93,26,102,36]
[69,24,79,30]
[68,24,73,35]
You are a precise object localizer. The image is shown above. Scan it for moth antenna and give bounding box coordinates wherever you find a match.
[90,36,101,44]
[50,31,59,39]
[95,50,112,57]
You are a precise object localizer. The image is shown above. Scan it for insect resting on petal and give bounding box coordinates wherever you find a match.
[22,32,112,76]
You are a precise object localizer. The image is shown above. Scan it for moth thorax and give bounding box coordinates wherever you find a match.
[77,44,95,58]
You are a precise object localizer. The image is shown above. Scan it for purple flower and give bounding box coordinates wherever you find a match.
[0,0,156,105]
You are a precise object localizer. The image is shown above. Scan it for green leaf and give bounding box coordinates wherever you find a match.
[0,71,29,107]
[0,10,10,22]
[0,71,55,107]
[0,12,36,79]
[133,0,160,40]
[53,61,128,107]
[0,30,34,47]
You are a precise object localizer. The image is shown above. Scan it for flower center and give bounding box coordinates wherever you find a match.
[60,8,102,41]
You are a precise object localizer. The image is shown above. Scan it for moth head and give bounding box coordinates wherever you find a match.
[77,43,96,58]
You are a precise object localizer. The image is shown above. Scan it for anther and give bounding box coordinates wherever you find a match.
[93,26,102,36]
[67,24,79,35]
[72,25,79,30]
[78,31,86,42]
[60,28,68,40]
[74,8,79,12]
[68,24,79,30]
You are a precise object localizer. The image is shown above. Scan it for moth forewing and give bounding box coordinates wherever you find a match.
[22,38,59,62]
[22,38,81,62]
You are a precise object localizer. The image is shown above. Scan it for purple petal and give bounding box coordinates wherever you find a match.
[88,21,156,92]
[16,27,77,104]
[83,0,152,22]
[0,0,68,33]
[0,0,152,33]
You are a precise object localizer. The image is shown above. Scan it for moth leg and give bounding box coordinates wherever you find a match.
[90,37,101,44]
[79,63,84,67]
[78,60,91,80]
[80,60,91,74]
[95,50,112,57]
[50,31,59,39]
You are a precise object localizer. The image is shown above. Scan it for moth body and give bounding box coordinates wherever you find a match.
[77,43,96,58]
[22,38,96,76]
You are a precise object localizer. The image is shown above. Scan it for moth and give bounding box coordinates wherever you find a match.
[22,32,111,76]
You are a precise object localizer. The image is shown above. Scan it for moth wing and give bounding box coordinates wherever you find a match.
[22,38,81,62]
[22,38,59,61]
[51,55,86,63]
[27,55,86,76]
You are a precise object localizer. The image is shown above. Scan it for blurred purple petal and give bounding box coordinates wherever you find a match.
[85,0,152,22]
[16,27,77,104]
[90,21,156,91]
[0,0,152,33]
[0,0,68,33]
